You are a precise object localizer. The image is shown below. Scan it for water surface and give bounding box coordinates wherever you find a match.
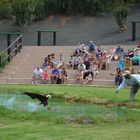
[0,93,135,117]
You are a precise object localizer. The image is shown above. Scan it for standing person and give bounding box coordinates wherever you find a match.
[115,71,140,101]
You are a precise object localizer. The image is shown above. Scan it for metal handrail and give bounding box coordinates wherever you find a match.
[0,34,23,67]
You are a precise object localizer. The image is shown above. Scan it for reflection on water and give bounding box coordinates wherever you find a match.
[0,93,138,117]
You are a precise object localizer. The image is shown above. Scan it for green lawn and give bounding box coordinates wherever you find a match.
[0,84,140,140]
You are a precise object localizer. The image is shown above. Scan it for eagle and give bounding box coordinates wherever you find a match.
[23,92,51,107]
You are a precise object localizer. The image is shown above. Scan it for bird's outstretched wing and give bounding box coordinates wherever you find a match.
[23,92,41,99]
[23,92,50,106]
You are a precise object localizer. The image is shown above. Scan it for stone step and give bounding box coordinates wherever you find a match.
[0,77,114,85]
[1,45,130,85]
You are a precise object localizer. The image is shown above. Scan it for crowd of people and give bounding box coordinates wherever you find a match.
[31,41,140,86]
[32,53,68,84]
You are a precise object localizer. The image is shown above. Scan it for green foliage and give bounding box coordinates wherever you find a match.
[84,0,104,16]
[0,0,11,19]
[113,4,128,32]
[34,0,46,20]
[44,0,57,15]
[0,0,139,22]
[0,51,8,71]
[11,0,36,27]
[44,0,105,16]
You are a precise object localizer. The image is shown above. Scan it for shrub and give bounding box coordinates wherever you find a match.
[113,4,128,33]
[44,0,58,15]
[34,0,46,20]
[84,0,105,16]
[0,1,11,19]
[11,0,36,28]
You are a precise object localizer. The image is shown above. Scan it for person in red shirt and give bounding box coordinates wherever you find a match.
[43,69,49,84]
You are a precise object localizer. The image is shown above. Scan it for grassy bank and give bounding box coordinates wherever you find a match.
[0,84,140,140]
[0,84,140,106]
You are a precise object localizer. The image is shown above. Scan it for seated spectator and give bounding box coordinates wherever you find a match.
[42,60,48,69]
[50,53,55,59]
[67,55,73,68]
[117,56,125,72]
[72,54,81,70]
[76,62,86,82]
[88,41,96,53]
[42,69,49,84]
[106,55,111,70]
[32,66,43,84]
[125,57,132,71]
[91,62,99,77]
[109,47,116,60]
[83,67,94,85]
[114,67,123,86]
[61,66,68,84]
[57,53,64,68]
[131,67,136,74]
[50,66,61,84]
[127,49,134,58]
[134,46,140,56]
[81,44,87,54]
[83,52,90,69]
[115,45,124,59]
[96,45,102,59]
[97,54,103,70]
[101,50,107,70]
[74,44,83,56]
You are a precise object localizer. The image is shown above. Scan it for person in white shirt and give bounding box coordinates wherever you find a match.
[76,62,86,82]
[32,66,43,84]
[115,70,140,101]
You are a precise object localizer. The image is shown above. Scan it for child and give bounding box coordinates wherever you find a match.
[43,69,49,84]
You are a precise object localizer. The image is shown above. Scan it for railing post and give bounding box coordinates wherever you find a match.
[15,41,18,55]
[7,34,12,61]
[7,34,11,47]
[7,47,11,62]
[37,31,41,46]
[53,31,56,46]
[132,22,136,41]
[0,56,1,67]
[18,34,22,51]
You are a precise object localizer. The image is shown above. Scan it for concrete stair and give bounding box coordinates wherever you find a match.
[0,45,127,85]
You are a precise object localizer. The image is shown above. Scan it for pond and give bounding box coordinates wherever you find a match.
[0,93,137,117]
